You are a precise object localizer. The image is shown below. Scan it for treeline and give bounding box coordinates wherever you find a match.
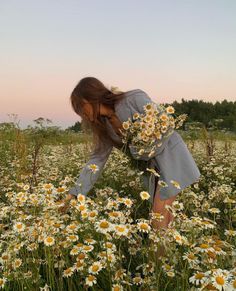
[165,98,236,132]
[68,98,236,132]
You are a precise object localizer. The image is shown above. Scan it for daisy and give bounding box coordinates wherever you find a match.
[122,121,130,130]
[43,183,54,190]
[223,197,236,204]
[67,235,78,242]
[211,269,231,291]
[23,184,30,191]
[95,219,113,234]
[112,284,124,291]
[103,242,116,252]
[158,180,168,188]
[13,258,22,269]
[66,223,78,233]
[200,219,216,229]
[224,229,236,237]
[88,261,103,274]
[208,208,221,214]
[162,263,174,272]
[77,193,86,203]
[82,245,94,253]
[137,221,151,233]
[182,252,200,264]
[138,148,145,155]
[123,198,133,208]
[0,278,7,289]
[154,131,162,140]
[76,252,87,261]
[144,116,153,124]
[128,181,136,187]
[195,243,215,253]
[63,267,74,278]
[144,103,154,112]
[172,201,184,211]
[172,230,185,245]
[133,112,140,120]
[170,180,181,189]
[39,283,50,291]
[189,271,208,286]
[108,211,121,220]
[85,274,97,287]
[73,260,84,271]
[166,271,175,277]
[114,224,129,237]
[87,164,99,173]
[228,278,236,290]
[57,187,66,193]
[77,204,87,212]
[44,236,55,246]
[212,245,226,256]
[140,191,150,200]
[84,238,97,245]
[160,113,168,122]
[88,210,98,220]
[149,212,164,222]
[69,199,77,207]
[166,106,175,114]
[13,222,26,232]
[132,275,143,285]
[70,247,80,256]
[146,167,160,177]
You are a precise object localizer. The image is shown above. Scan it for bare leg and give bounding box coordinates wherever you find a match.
[151,184,176,230]
[150,183,177,259]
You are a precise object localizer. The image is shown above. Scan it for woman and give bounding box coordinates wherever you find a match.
[60,77,201,235]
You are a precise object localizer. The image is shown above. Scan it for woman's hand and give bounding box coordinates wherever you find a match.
[58,194,76,214]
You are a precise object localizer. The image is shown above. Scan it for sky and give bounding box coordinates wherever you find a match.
[0,0,236,129]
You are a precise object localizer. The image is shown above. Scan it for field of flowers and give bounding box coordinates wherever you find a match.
[0,124,235,291]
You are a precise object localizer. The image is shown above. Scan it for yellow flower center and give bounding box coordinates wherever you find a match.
[215,276,225,285]
[88,275,95,281]
[46,237,53,243]
[195,273,204,279]
[100,221,109,228]
[140,223,148,230]
[92,265,99,272]
[200,243,209,249]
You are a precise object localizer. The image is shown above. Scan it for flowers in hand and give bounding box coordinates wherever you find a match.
[120,100,188,158]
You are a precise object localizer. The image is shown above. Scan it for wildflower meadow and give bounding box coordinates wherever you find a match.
[0,121,235,291]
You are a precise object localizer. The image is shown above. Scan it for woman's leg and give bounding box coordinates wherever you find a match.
[150,183,177,260]
[151,183,177,231]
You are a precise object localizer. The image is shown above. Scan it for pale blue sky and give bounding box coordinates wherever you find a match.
[0,0,235,129]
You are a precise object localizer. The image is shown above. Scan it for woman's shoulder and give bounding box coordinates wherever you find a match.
[124,89,150,103]
[115,88,152,115]
[124,88,145,95]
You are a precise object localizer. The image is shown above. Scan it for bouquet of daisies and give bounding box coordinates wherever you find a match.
[120,101,188,160]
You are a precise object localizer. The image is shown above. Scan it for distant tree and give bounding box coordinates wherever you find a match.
[67,121,82,132]
[166,98,236,132]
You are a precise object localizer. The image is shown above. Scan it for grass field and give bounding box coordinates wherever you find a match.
[0,124,235,291]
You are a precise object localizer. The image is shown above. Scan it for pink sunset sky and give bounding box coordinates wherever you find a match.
[1,0,236,129]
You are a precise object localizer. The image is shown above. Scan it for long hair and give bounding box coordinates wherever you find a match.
[70,77,127,154]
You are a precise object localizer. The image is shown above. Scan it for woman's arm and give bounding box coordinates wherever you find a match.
[67,139,113,198]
